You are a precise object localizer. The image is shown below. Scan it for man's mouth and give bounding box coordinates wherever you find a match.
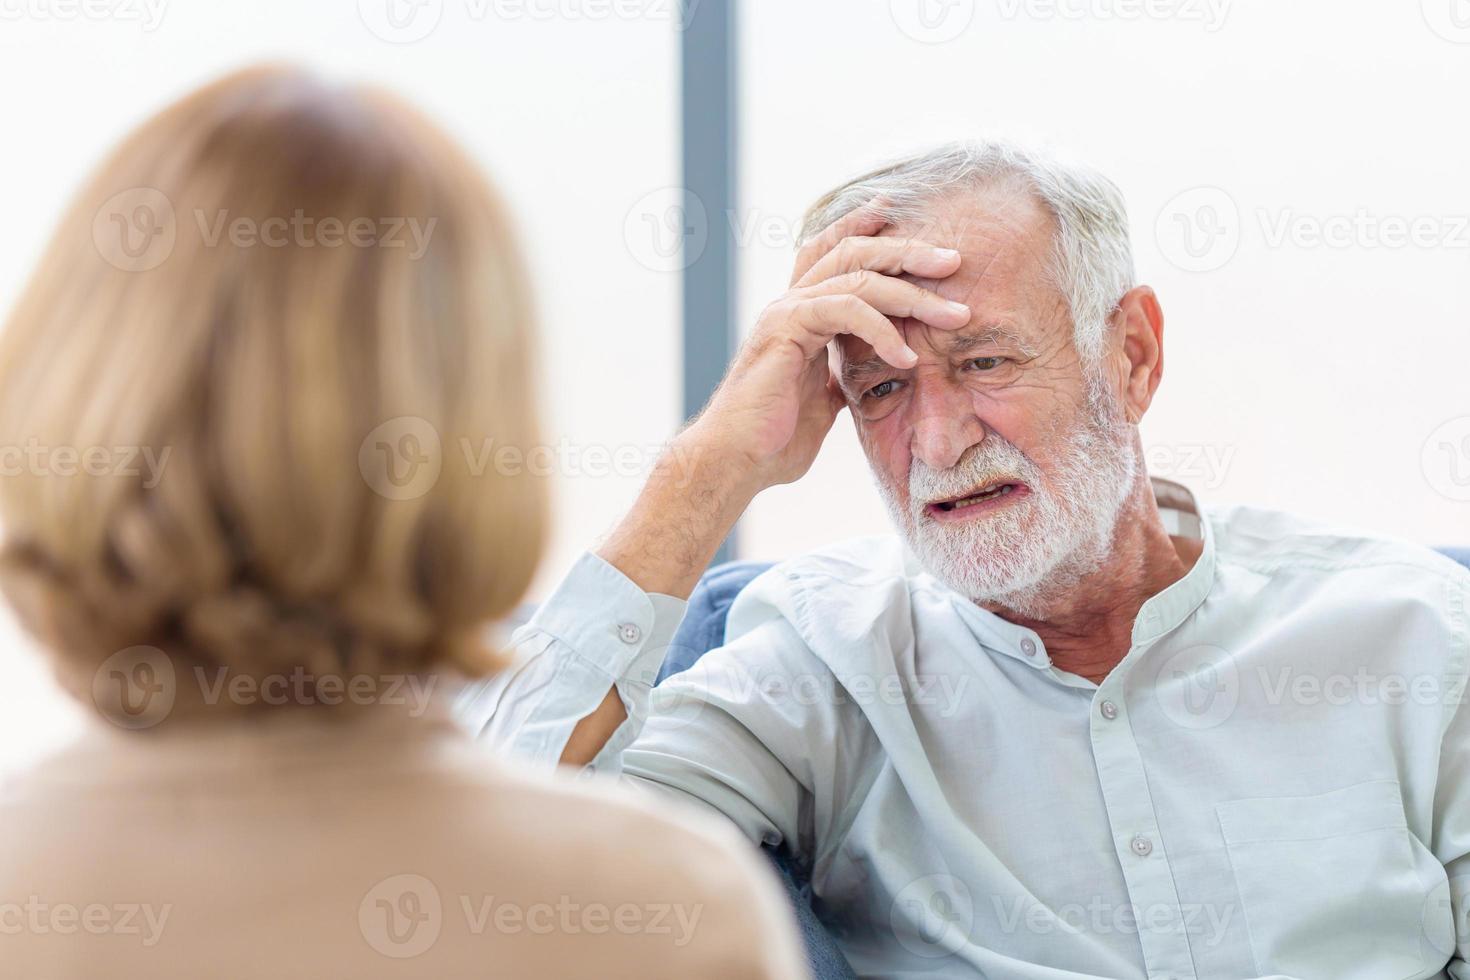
[924,481,1028,520]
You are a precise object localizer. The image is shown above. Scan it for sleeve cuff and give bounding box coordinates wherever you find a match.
[525,552,689,686]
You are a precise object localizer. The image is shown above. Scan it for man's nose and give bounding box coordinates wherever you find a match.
[909,386,986,471]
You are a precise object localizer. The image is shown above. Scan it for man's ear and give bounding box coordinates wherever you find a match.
[1113,285,1164,424]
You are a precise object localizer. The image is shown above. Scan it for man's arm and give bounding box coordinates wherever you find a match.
[559,429,756,764]
[553,206,972,765]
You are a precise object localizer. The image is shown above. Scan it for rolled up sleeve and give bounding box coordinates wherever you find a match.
[467,552,688,773]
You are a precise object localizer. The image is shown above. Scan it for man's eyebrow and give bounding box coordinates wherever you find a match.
[838,324,1041,391]
[945,326,1040,358]
[838,355,890,389]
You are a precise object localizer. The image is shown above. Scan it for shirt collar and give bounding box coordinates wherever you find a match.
[1132,478,1216,646]
[943,477,1216,668]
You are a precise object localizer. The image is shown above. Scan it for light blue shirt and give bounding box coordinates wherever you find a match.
[471,481,1470,979]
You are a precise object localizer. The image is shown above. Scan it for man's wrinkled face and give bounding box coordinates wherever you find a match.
[833,186,1137,611]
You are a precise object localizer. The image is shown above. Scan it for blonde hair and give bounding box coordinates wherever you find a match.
[0,66,546,706]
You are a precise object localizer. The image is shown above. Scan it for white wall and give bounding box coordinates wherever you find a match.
[736,0,1470,559]
[0,0,684,774]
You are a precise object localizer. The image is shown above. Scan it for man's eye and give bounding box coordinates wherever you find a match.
[966,356,1006,371]
[865,380,901,400]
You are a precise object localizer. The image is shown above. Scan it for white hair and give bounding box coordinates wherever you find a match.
[799,139,1136,364]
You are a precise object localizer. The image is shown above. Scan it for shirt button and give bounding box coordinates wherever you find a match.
[617,623,642,645]
[1020,638,1037,657]
[1130,834,1153,857]
[1100,700,1119,720]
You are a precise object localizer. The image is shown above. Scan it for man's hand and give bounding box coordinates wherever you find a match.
[562,206,968,765]
[600,202,970,600]
[688,203,970,492]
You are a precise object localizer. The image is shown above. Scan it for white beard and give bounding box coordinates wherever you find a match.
[877,386,1138,617]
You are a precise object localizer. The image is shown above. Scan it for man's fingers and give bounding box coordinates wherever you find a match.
[788,294,917,370]
[796,237,961,288]
[790,200,888,286]
[800,270,970,331]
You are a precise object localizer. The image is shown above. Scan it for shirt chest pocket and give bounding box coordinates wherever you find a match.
[1216,779,1435,980]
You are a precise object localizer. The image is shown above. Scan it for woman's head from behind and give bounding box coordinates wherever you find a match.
[0,66,545,722]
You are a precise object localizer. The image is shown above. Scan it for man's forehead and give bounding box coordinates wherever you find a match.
[878,194,1055,300]
[830,193,1063,369]
[877,185,1053,252]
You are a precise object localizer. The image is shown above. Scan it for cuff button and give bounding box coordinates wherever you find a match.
[618,623,643,644]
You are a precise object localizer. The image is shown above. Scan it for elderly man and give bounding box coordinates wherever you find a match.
[481,141,1470,979]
